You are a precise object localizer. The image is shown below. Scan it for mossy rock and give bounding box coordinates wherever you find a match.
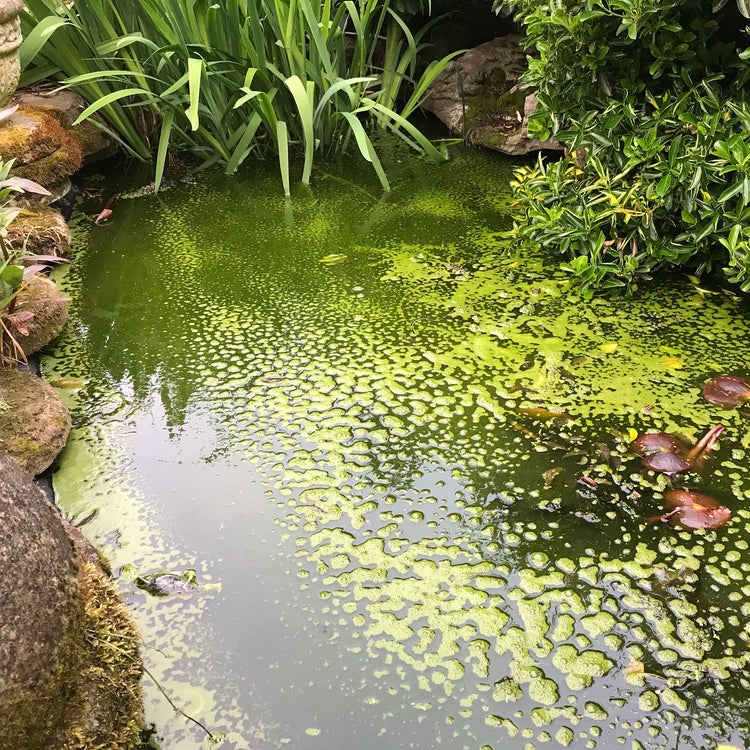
[13,273,69,356]
[0,368,71,475]
[8,205,71,257]
[53,530,144,750]
[0,106,83,186]
[0,453,143,750]
[15,88,114,160]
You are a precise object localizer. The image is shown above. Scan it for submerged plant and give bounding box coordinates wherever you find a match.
[20,0,461,194]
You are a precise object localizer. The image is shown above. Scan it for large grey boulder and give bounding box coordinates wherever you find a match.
[422,34,564,155]
[0,453,144,749]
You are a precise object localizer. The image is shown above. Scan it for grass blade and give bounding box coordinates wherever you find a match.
[276,120,291,196]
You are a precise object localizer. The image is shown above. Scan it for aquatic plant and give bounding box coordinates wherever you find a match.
[630,425,725,474]
[20,0,460,194]
[703,374,750,408]
[504,0,750,294]
[647,489,731,530]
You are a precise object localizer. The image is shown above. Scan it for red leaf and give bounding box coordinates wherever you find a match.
[703,375,750,408]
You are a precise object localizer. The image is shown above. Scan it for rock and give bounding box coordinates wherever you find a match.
[15,89,85,129]
[0,368,71,475]
[0,107,83,187]
[7,205,71,257]
[13,274,69,356]
[15,88,115,160]
[0,0,23,108]
[0,452,81,750]
[422,34,564,156]
[0,453,144,749]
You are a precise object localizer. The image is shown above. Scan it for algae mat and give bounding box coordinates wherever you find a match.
[46,147,750,750]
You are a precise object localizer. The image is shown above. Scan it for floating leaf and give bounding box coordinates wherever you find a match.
[659,357,682,369]
[630,432,685,456]
[702,375,750,408]
[641,451,691,474]
[649,489,731,530]
[600,342,618,353]
[623,659,644,676]
[319,253,347,265]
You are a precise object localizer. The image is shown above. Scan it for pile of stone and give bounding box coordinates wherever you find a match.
[0,2,145,747]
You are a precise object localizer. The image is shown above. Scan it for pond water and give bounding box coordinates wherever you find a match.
[45,145,750,750]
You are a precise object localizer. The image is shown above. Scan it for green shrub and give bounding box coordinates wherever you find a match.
[20,0,460,194]
[505,0,750,295]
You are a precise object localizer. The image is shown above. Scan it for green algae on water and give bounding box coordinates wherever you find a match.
[44,144,750,750]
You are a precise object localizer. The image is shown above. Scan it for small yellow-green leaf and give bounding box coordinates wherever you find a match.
[659,357,682,369]
[600,342,618,353]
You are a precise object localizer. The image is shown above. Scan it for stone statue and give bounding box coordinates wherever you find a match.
[0,0,24,109]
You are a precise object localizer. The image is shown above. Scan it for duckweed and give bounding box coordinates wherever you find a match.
[45,146,750,749]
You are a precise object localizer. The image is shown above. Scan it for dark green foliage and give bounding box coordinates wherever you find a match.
[506,0,750,295]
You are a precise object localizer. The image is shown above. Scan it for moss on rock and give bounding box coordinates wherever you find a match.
[0,106,83,187]
[14,273,69,356]
[0,454,143,750]
[8,206,71,257]
[0,369,71,475]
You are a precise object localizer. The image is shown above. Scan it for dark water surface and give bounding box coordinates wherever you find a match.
[45,147,750,749]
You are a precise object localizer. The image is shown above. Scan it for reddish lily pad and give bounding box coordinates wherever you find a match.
[630,433,684,457]
[651,489,732,530]
[640,451,691,474]
[702,375,750,408]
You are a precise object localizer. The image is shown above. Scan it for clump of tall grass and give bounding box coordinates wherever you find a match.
[21,0,459,193]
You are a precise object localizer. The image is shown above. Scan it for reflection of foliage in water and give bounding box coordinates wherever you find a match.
[46,148,750,749]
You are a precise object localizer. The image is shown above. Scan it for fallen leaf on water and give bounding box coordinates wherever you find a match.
[659,357,682,369]
[571,356,587,366]
[627,427,639,443]
[319,253,347,265]
[600,342,618,354]
[50,378,85,389]
[543,467,563,486]
[516,406,570,421]
[623,659,644,676]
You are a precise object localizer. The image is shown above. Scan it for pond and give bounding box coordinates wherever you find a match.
[45,144,750,750]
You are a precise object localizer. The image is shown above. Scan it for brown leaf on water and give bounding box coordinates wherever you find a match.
[624,659,644,676]
[571,356,587,366]
[516,406,571,421]
[543,467,563,487]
